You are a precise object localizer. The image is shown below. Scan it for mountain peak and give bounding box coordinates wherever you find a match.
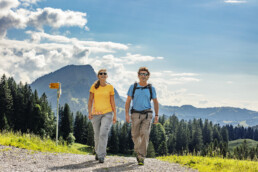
[31,64,96,85]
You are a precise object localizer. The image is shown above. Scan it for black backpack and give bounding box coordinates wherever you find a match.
[132,82,153,101]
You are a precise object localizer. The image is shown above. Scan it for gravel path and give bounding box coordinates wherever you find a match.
[0,145,197,172]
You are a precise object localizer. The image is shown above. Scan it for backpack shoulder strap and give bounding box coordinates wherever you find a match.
[147,84,153,101]
[132,82,138,99]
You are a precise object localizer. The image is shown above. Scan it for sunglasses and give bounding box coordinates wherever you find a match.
[139,73,149,76]
[99,72,107,75]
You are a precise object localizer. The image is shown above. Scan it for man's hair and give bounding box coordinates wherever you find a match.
[138,67,150,76]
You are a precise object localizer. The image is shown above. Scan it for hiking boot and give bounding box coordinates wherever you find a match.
[99,157,104,163]
[95,154,98,161]
[138,158,144,165]
[136,155,144,165]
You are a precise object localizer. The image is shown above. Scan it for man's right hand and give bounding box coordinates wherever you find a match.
[126,114,130,123]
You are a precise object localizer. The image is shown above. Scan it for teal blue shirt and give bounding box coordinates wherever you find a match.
[127,83,157,111]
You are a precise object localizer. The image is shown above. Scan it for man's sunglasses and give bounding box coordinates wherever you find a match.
[99,72,107,75]
[139,73,149,76]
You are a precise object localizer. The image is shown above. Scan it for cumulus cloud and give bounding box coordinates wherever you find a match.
[0,38,90,82]
[0,1,88,38]
[26,8,87,29]
[0,0,20,14]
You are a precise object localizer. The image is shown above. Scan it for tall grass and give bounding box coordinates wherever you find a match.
[0,131,91,154]
[157,155,258,172]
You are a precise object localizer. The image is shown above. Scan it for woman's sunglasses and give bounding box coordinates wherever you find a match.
[99,72,107,75]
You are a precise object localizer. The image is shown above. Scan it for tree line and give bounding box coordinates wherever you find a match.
[1,74,258,160]
[226,124,258,141]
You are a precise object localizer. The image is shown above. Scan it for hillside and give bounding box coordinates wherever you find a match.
[228,139,258,153]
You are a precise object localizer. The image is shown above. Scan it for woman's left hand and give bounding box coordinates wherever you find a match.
[113,114,117,124]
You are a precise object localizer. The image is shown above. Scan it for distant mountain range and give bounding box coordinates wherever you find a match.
[30,65,258,127]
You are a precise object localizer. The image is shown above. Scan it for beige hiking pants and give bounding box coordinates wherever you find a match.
[131,111,153,158]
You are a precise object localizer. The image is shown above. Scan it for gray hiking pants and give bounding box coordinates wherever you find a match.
[131,110,153,158]
[92,112,113,158]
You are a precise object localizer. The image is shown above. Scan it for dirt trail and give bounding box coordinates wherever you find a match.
[0,145,197,172]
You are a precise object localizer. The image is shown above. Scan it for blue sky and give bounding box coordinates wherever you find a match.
[1,0,258,111]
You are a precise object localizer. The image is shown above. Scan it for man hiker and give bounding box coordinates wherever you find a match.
[125,67,159,165]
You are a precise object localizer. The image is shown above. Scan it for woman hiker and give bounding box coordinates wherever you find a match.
[88,69,117,163]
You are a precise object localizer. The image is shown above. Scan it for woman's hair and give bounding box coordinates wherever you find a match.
[138,67,150,76]
[94,69,107,89]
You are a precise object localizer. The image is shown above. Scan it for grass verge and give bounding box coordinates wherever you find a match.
[157,155,258,172]
[0,131,92,154]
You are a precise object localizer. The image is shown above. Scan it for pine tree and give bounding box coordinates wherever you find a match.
[127,124,134,154]
[59,103,73,140]
[87,121,94,148]
[168,114,179,135]
[167,134,176,154]
[81,115,88,144]
[191,122,203,152]
[155,123,167,155]
[159,114,166,125]
[39,93,55,137]
[158,141,168,156]
[119,122,129,154]
[7,77,17,129]
[14,82,27,131]
[74,111,84,143]
[254,130,258,141]
[150,124,158,151]
[0,113,10,130]
[213,125,222,143]
[242,140,249,159]
[0,75,13,130]
[203,119,213,145]
[221,126,229,142]
[108,124,119,154]
[147,141,156,158]
[176,121,188,154]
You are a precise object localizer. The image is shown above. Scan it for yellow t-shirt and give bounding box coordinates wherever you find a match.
[89,83,115,115]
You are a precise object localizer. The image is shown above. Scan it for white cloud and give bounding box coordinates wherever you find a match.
[157,56,164,60]
[25,31,128,53]
[121,53,164,64]
[0,0,20,15]
[26,8,87,29]
[20,0,42,7]
[0,3,88,38]
[224,0,247,3]
[0,38,90,82]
